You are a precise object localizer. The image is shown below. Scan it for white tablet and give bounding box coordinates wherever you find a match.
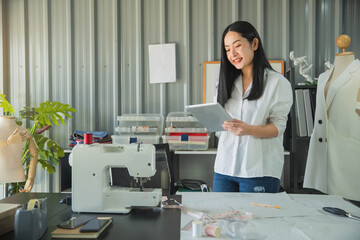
[186,102,233,132]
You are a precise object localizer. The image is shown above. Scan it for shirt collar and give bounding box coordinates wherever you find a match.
[234,74,253,99]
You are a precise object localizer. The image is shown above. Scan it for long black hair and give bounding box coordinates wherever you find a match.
[217,21,273,107]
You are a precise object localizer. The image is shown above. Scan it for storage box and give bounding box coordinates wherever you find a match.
[164,112,209,150]
[162,135,210,150]
[112,135,161,144]
[112,114,164,144]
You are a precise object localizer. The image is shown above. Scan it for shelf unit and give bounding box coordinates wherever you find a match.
[286,68,318,193]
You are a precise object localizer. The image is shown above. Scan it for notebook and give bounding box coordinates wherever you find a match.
[51,217,112,239]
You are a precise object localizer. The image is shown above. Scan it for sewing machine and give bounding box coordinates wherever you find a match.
[69,143,162,214]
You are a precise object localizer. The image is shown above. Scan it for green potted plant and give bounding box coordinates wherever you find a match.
[0,92,76,196]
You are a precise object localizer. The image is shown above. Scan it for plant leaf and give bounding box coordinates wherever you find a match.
[43,114,52,125]
[38,159,56,174]
[33,101,76,126]
[20,107,37,120]
[0,93,15,116]
[49,114,59,126]
[62,112,73,118]
[65,107,76,113]
[54,113,65,125]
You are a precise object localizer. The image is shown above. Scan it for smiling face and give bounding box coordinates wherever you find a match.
[224,31,258,72]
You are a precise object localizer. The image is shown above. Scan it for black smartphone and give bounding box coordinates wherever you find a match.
[79,219,110,232]
[57,215,96,229]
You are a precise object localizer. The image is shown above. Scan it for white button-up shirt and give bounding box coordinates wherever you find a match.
[215,69,293,179]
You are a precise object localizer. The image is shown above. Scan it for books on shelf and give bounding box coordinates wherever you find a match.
[294,86,317,137]
[309,88,317,117]
[295,89,308,137]
[303,89,314,136]
[51,217,112,239]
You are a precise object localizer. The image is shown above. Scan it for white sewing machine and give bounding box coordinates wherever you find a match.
[69,143,162,214]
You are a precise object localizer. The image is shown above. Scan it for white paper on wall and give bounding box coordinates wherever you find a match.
[205,64,220,103]
[148,43,176,84]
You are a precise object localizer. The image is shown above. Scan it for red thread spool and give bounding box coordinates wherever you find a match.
[84,133,93,144]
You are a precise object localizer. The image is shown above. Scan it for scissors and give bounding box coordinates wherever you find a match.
[323,207,360,221]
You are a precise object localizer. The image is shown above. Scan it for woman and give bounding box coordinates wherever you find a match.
[213,21,293,192]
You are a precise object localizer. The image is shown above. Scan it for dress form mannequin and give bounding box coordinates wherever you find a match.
[0,116,38,192]
[325,34,355,99]
[303,34,360,201]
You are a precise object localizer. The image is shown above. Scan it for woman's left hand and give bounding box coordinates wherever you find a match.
[222,119,251,136]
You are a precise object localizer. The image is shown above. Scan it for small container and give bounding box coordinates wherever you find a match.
[164,112,209,150]
[162,135,210,151]
[113,114,164,144]
[112,135,161,144]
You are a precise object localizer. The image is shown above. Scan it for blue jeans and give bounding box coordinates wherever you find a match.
[213,172,280,193]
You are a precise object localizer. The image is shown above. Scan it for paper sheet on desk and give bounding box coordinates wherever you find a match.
[289,194,360,216]
[180,192,321,226]
[180,192,360,240]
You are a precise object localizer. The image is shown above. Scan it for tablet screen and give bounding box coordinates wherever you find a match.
[186,102,233,132]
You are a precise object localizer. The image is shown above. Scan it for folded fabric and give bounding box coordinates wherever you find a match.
[69,130,112,148]
[73,130,108,139]
[98,134,112,143]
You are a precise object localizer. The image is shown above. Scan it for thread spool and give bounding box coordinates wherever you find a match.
[192,220,203,237]
[204,225,221,238]
[84,133,93,144]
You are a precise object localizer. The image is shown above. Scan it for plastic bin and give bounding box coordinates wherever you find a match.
[164,112,209,150]
[113,114,164,144]
[162,134,210,150]
[112,135,161,144]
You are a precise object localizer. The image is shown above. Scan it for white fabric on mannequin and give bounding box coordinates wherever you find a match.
[304,53,360,201]
[325,54,355,99]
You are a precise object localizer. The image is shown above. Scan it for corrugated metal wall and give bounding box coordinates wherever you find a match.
[0,0,359,192]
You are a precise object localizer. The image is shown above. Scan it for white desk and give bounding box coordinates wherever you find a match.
[180,192,360,240]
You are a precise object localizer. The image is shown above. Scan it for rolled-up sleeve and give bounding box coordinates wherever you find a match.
[268,79,293,137]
